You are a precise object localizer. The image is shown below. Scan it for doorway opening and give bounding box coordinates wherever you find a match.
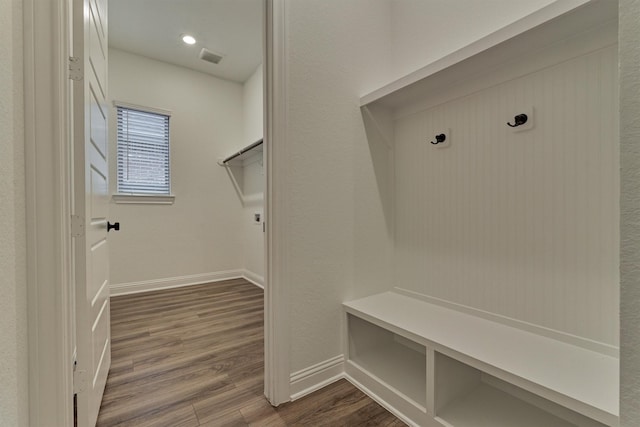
[97,0,269,423]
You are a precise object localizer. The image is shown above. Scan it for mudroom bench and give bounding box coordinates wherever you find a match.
[343,292,619,427]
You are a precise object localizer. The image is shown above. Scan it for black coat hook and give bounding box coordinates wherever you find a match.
[507,114,528,127]
[430,133,446,145]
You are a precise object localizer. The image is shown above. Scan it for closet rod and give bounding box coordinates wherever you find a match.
[221,138,263,164]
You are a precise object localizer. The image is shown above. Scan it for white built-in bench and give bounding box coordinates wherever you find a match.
[343,292,619,427]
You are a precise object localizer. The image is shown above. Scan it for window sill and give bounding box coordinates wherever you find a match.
[112,194,175,205]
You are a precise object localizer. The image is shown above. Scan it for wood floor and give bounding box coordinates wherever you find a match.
[98,279,405,426]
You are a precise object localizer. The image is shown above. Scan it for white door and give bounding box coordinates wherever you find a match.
[72,0,111,425]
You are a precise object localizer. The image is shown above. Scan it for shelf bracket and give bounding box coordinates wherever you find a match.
[362,106,393,150]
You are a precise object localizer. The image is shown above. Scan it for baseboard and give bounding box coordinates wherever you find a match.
[289,355,345,401]
[242,269,264,289]
[109,270,246,296]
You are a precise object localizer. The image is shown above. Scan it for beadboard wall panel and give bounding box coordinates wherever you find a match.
[394,45,619,346]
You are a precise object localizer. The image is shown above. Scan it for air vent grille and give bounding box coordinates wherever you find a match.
[199,48,223,64]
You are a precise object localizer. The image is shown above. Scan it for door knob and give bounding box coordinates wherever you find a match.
[107,221,120,232]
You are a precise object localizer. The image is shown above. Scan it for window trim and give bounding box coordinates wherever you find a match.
[112,194,175,205]
[113,100,172,119]
[113,101,174,203]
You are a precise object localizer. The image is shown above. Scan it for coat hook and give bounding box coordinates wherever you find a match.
[430,133,446,145]
[507,113,528,127]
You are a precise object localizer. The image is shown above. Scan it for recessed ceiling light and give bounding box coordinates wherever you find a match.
[181,34,196,45]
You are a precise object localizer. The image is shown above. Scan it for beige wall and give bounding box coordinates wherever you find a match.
[0,0,28,425]
[108,49,246,286]
[244,64,264,145]
[242,64,265,282]
[620,0,640,425]
[283,0,394,372]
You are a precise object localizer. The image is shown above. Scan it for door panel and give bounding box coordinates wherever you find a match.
[91,168,109,222]
[90,85,107,157]
[93,0,107,38]
[74,0,110,424]
[89,6,106,98]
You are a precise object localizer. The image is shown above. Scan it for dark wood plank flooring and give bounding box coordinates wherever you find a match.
[98,278,405,426]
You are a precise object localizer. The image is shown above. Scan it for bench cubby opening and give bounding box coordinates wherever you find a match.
[347,314,427,407]
[434,352,608,427]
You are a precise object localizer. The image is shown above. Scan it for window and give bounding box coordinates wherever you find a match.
[116,104,171,195]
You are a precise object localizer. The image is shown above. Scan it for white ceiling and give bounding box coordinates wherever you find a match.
[108,0,263,83]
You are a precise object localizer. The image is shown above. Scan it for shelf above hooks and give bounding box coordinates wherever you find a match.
[359,0,616,115]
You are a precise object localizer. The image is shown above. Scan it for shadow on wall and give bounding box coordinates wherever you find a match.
[361,104,394,235]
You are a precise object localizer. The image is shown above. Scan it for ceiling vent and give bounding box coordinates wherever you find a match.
[199,48,224,65]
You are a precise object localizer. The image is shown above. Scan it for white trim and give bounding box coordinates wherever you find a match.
[344,373,424,427]
[242,193,264,207]
[264,0,291,406]
[289,355,345,401]
[111,100,172,117]
[394,287,619,357]
[109,270,247,297]
[242,270,265,289]
[24,0,75,425]
[112,194,175,204]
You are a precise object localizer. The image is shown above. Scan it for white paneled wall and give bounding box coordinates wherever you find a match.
[394,45,619,346]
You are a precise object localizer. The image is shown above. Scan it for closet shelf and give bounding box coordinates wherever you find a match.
[218,138,263,166]
[359,0,616,111]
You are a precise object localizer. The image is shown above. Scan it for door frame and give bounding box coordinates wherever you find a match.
[24,0,291,424]
[264,0,291,406]
[24,0,75,425]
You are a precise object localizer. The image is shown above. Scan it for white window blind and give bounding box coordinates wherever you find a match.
[116,106,170,195]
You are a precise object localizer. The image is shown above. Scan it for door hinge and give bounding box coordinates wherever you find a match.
[73,366,86,394]
[71,215,85,238]
[68,57,83,81]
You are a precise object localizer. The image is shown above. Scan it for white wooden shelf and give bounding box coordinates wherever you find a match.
[343,292,618,426]
[436,383,574,427]
[359,0,617,111]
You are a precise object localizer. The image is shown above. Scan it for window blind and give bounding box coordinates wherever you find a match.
[116,106,170,194]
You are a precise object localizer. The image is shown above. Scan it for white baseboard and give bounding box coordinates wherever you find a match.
[289,355,345,401]
[242,269,265,289]
[110,270,246,296]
